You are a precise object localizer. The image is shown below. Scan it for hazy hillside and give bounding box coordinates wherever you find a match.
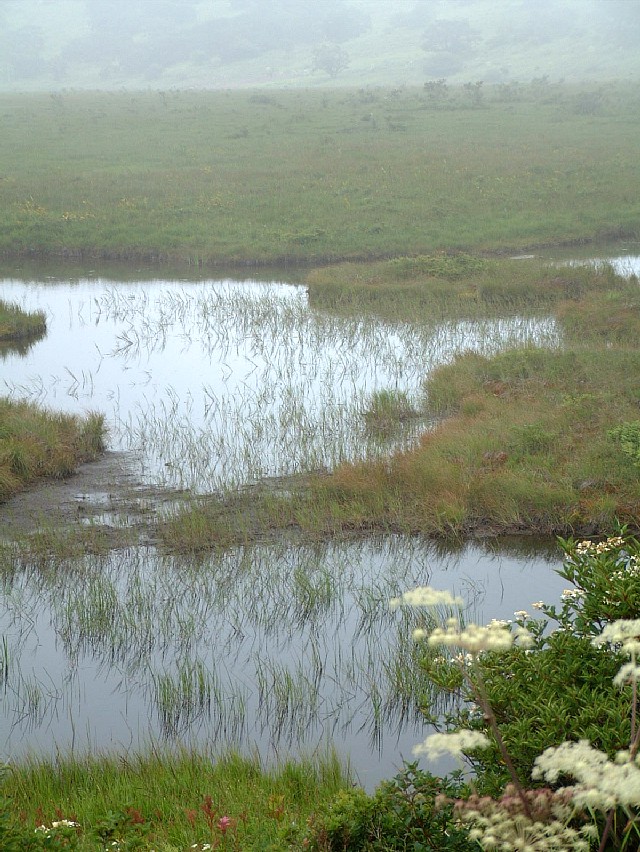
[1,0,639,90]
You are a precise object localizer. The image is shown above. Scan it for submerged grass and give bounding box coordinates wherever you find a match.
[0,749,349,850]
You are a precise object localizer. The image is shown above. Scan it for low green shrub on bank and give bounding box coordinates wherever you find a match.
[304,765,475,851]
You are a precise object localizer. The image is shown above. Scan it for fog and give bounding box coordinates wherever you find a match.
[1,0,639,91]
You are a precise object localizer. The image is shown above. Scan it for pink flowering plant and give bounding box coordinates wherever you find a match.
[394,527,640,851]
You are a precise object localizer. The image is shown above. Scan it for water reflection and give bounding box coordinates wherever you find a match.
[0,535,567,788]
[0,275,559,494]
[0,269,581,786]
[0,334,45,360]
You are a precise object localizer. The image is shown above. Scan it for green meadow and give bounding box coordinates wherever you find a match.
[1,82,639,266]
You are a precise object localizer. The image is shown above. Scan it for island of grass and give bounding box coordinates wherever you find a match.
[0,298,46,344]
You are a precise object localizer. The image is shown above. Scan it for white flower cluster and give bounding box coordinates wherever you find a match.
[560,588,583,601]
[612,558,640,581]
[575,536,625,555]
[455,787,595,852]
[533,739,640,811]
[413,729,490,759]
[592,618,640,654]
[425,618,534,654]
[389,586,463,610]
[35,819,80,835]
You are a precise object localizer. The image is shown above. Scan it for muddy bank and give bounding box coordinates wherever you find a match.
[0,451,186,545]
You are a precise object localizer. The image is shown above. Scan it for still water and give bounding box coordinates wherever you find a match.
[0,266,587,786]
[1,272,558,492]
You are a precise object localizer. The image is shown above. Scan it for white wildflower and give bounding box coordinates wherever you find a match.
[428,619,533,654]
[389,586,463,610]
[561,588,582,600]
[592,619,640,653]
[613,661,640,687]
[533,739,640,809]
[413,729,491,758]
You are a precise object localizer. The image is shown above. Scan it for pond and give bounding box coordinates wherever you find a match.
[0,263,593,787]
[1,271,559,493]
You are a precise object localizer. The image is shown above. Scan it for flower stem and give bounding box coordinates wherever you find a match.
[468,658,533,820]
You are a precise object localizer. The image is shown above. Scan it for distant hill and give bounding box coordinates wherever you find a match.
[1,0,639,90]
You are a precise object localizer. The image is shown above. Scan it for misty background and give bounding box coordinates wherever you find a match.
[1,0,639,91]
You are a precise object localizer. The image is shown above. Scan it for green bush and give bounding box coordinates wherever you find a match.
[305,764,476,851]
[396,528,640,849]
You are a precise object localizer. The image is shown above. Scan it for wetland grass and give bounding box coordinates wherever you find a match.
[361,389,420,436]
[0,299,46,344]
[0,749,349,850]
[161,258,640,547]
[1,85,639,265]
[0,401,106,502]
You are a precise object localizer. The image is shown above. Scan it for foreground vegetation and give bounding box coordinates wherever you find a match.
[0,751,349,851]
[1,83,639,266]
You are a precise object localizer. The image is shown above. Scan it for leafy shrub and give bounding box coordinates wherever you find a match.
[305,764,476,851]
[395,528,640,850]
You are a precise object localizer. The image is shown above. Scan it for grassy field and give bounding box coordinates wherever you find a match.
[1,83,639,265]
[0,750,348,850]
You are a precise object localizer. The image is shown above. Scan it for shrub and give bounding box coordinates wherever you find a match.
[393,528,640,850]
[305,764,476,851]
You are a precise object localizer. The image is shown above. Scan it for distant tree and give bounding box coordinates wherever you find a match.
[423,78,450,104]
[463,80,484,107]
[313,44,350,79]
